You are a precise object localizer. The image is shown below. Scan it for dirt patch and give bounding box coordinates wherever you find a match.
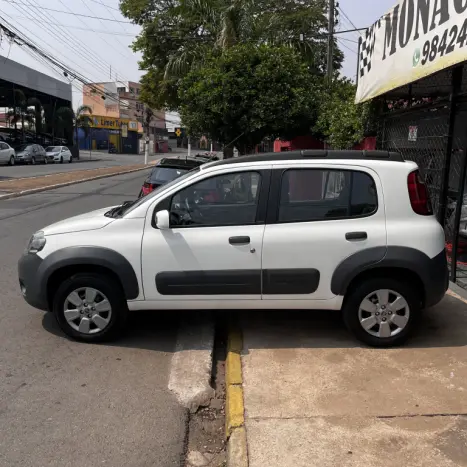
[186,317,227,467]
[0,164,153,195]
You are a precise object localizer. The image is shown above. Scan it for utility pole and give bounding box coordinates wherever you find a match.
[327,0,335,83]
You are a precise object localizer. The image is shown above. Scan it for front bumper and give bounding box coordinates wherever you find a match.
[18,253,48,311]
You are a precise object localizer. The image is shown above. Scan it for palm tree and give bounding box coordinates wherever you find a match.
[28,97,43,135]
[75,105,93,146]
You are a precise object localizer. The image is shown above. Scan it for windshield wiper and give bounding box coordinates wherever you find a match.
[105,200,135,218]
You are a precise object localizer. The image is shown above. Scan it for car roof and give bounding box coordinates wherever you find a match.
[207,150,404,169]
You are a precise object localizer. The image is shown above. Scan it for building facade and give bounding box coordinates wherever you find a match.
[82,81,168,154]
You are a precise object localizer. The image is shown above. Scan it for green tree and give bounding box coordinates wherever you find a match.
[120,0,341,109]
[179,44,322,154]
[315,79,371,149]
[56,105,92,145]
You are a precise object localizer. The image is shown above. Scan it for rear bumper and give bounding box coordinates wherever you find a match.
[18,253,48,311]
[425,250,449,308]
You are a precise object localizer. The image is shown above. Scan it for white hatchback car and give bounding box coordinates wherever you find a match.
[18,150,448,347]
[0,141,15,166]
[45,146,73,163]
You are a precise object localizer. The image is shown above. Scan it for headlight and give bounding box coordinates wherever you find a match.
[27,231,46,254]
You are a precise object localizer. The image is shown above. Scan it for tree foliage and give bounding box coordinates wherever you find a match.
[315,79,371,149]
[179,44,322,153]
[120,0,342,109]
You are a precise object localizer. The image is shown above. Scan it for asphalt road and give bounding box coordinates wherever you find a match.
[0,153,164,180]
[0,171,187,467]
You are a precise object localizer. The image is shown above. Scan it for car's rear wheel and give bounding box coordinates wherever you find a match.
[31,156,36,165]
[53,273,128,342]
[8,155,14,166]
[342,277,420,347]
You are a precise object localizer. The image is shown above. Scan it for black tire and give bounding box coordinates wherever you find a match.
[60,156,63,164]
[342,277,420,348]
[69,156,73,163]
[31,156,36,165]
[8,155,14,166]
[44,157,48,164]
[53,273,128,343]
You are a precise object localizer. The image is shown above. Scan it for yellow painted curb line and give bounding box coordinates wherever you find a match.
[225,321,248,467]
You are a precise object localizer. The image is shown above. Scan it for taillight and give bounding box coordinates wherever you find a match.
[408,170,433,215]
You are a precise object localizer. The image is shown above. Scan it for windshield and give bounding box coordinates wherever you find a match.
[150,166,189,183]
[46,146,61,152]
[16,145,31,151]
[122,167,201,216]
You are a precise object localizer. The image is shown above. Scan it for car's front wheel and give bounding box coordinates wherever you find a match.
[53,273,128,342]
[8,155,14,166]
[31,156,36,165]
[342,277,420,347]
[69,156,73,163]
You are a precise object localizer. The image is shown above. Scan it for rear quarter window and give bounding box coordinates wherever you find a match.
[278,169,378,223]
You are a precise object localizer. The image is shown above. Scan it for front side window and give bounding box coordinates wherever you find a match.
[279,169,377,223]
[170,171,261,227]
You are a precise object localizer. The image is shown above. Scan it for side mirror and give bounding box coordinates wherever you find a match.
[155,210,170,230]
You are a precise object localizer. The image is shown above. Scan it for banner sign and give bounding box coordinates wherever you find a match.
[356,0,467,103]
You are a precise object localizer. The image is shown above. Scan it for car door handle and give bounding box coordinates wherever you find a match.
[346,232,368,241]
[229,236,251,245]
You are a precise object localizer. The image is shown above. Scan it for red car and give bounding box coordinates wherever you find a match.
[139,157,205,197]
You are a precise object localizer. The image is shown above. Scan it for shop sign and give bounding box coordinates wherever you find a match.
[92,116,138,131]
[356,0,467,103]
[121,124,128,138]
[408,125,418,141]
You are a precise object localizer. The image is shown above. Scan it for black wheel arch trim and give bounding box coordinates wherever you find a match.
[331,246,448,308]
[39,246,140,300]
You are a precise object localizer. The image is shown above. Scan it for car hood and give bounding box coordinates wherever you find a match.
[42,206,117,236]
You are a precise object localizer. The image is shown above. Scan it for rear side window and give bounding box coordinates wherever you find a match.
[279,169,377,223]
[0,143,6,149]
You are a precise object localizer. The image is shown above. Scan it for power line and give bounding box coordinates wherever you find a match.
[23,0,132,83]
[87,0,120,12]
[2,14,137,35]
[0,0,133,23]
[72,0,131,59]
[10,0,115,82]
[0,17,124,106]
[337,6,360,32]
[337,38,358,55]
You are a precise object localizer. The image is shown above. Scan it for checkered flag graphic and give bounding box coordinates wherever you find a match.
[359,18,382,78]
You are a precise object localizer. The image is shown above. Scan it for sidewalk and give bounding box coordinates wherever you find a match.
[232,292,467,467]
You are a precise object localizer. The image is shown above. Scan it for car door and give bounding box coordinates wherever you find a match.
[0,143,7,163]
[261,164,387,301]
[141,166,271,303]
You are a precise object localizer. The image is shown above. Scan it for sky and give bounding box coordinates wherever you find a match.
[0,0,397,111]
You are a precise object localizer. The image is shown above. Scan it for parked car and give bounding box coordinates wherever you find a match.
[139,157,204,197]
[15,144,47,164]
[0,141,15,166]
[18,150,448,347]
[45,146,73,164]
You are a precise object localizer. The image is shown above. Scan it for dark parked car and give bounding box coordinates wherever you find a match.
[15,144,47,164]
[139,157,205,197]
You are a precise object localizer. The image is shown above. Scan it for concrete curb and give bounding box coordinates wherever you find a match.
[225,320,248,467]
[0,165,154,201]
[168,316,215,413]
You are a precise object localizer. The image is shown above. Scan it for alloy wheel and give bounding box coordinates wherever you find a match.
[358,289,410,338]
[9,156,14,166]
[63,287,112,334]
